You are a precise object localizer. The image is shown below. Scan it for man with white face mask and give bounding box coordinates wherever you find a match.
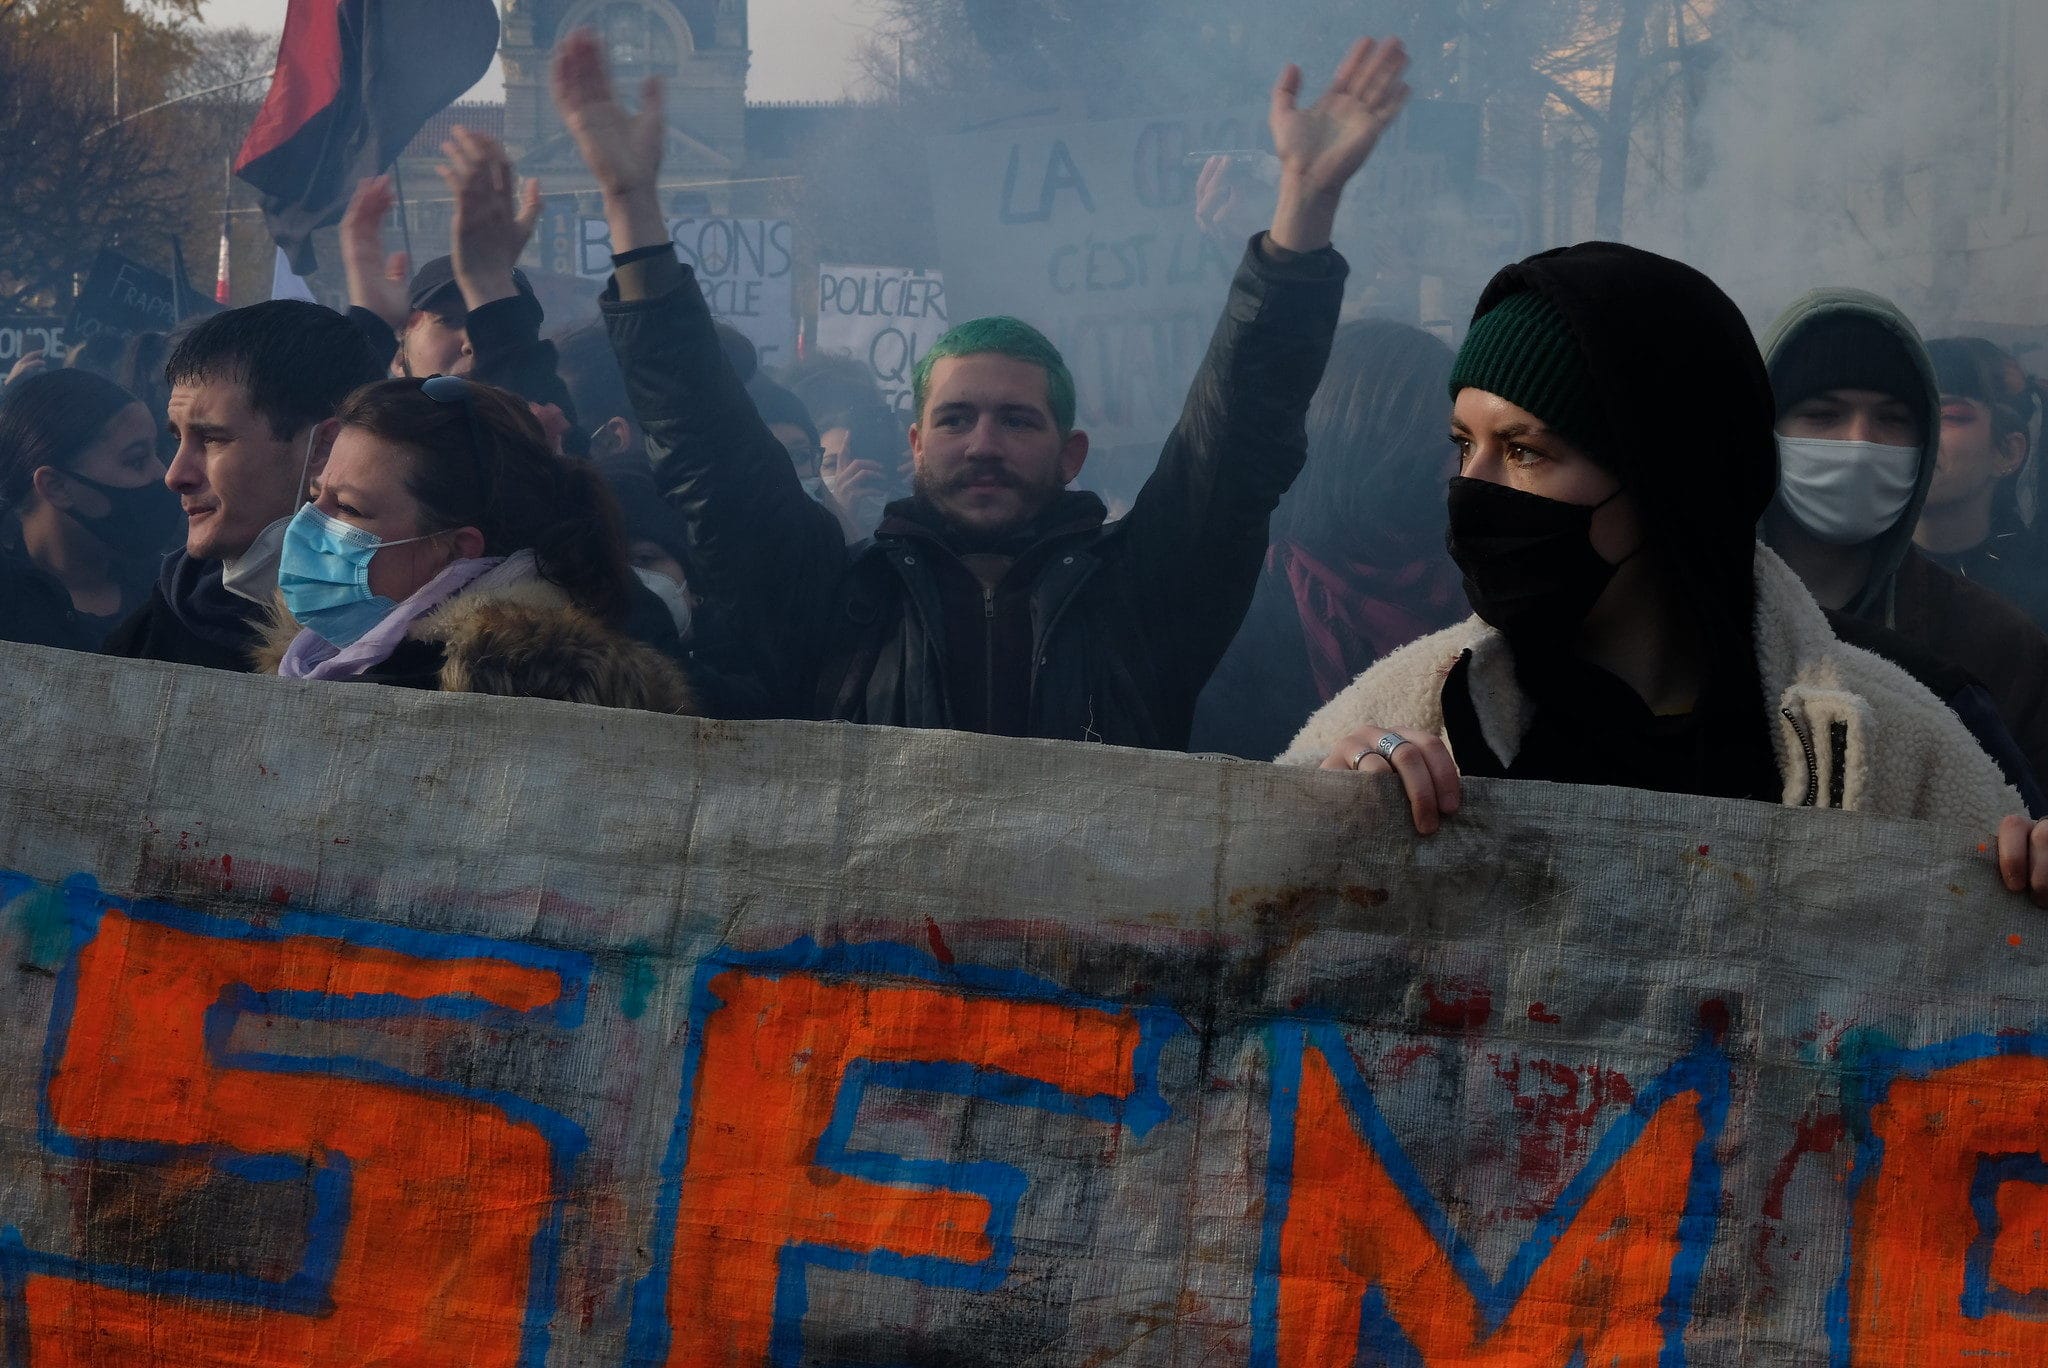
[1761,289,2048,789]
[100,302,385,671]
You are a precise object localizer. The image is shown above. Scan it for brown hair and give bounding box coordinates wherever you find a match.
[333,377,636,624]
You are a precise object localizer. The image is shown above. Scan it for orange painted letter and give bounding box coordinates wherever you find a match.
[1257,1023,1725,1367]
[642,949,1173,1367]
[24,898,585,1368]
[1846,1043,2048,1364]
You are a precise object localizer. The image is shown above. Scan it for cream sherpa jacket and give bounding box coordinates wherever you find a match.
[1278,546,2023,829]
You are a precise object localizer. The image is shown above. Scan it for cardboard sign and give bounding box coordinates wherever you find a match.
[815,264,949,415]
[0,316,67,364]
[575,216,796,368]
[0,641,2040,1364]
[68,248,219,345]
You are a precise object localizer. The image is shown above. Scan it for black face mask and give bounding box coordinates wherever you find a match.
[1444,476,1627,641]
[60,470,186,560]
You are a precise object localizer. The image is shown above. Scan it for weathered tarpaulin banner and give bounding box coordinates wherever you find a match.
[0,640,2039,1365]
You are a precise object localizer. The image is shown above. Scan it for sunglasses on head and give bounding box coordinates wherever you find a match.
[421,374,495,506]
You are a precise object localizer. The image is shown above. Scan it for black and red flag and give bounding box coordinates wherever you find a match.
[235,0,500,275]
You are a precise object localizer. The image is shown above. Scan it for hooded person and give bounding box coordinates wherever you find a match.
[1191,318,1466,759]
[1914,336,2048,628]
[1759,292,2048,789]
[1281,243,2048,905]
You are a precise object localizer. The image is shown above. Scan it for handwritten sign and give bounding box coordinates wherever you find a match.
[0,316,66,364]
[576,215,796,367]
[816,264,948,415]
[0,642,2039,1363]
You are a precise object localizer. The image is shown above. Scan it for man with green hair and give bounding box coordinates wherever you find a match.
[555,26,1410,746]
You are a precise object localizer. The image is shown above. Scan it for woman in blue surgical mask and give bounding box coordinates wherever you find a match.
[0,369,182,651]
[253,375,697,714]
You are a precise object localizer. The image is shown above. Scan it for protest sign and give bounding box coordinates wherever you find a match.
[67,247,221,346]
[927,104,1508,450]
[0,317,66,365]
[0,639,2040,1364]
[575,215,796,367]
[816,264,948,415]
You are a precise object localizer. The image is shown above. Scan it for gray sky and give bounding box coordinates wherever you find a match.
[196,0,876,103]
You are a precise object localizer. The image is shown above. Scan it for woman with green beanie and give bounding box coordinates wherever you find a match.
[1279,242,2048,906]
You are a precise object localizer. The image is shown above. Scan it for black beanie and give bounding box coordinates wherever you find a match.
[1450,290,1612,466]
[1769,314,1930,430]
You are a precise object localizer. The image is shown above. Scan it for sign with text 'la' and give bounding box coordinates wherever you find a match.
[928,109,1262,450]
[576,215,796,367]
[0,639,2042,1364]
[816,264,948,415]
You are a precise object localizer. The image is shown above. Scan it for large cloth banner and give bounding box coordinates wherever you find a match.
[0,641,2039,1365]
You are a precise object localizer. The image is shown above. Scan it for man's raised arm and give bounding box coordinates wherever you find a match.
[551,28,846,700]
[1120,38,1411,687]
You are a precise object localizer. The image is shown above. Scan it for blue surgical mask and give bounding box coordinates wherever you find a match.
[278,505,437,647]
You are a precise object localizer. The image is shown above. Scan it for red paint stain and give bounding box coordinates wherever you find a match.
[1421,978,1492,1032]
[1751,1107,1848,1281]
[1490,1054,1636,1217]
[1762,1111,1847,1220]
[258,764,271,778]
[218,854,233,889]
[1697,845,1711,856]
[1288,993,1309,1011]
[1698,998,1731,1041]
[923,917,955,966]
[267,885,291,907]
[1527,1002,1562,1024]
[1376,1041,1436,1082]
[2011,934,2026,948]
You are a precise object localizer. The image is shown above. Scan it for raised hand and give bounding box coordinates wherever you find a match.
[1267,37,1411,253]
[550,26,669,254]
[438,126,542,310]
[552,27,665,192]
[340,175,412,330]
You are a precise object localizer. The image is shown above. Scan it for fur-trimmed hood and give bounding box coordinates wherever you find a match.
[1279,545,2023,831]
[253,579,698,715]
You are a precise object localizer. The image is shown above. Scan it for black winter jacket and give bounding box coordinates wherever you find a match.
[600,238,1346,749]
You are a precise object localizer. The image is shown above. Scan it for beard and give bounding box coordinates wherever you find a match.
[913,460,1067,537]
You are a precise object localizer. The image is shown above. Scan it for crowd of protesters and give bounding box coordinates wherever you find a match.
[9,27,2048,901]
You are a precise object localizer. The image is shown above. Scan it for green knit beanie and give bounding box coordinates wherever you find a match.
[1450,290,1611,465]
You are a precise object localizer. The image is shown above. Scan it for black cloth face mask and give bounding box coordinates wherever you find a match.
[60,470,186,560]
[1444,475,1628,642]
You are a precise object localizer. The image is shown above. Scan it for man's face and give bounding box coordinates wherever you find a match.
[163,380,310,561]
[909,354,1088,536]
[398,306,472,377]
[1927,394,2027,511]
[1775,389,1923,448]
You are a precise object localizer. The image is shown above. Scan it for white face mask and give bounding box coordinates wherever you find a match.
[634,566,692,639]
[1774,436,1922,546]
[220,426,321,604]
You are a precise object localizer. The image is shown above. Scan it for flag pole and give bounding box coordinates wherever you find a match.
[391,157,417,265]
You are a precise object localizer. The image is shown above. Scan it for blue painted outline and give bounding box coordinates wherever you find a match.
[624,937,1186,1368]
[1965,1153,2048,1319]
[12,871,591,1368]
[1827,1031,2048,1363]
[1250,1021,1730,1368]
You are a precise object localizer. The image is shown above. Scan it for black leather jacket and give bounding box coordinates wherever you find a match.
[599,237,1346,749]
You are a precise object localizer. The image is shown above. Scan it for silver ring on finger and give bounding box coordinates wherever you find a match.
[1375,732,1411,761]
[1348,746,1375,771]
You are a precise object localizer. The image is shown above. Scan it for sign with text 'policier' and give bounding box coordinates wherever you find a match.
[2,638,2048,1364]
[816,264,948,415]
[576,215,796,367]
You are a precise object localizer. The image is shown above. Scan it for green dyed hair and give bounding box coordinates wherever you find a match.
[912,316,1077,434]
